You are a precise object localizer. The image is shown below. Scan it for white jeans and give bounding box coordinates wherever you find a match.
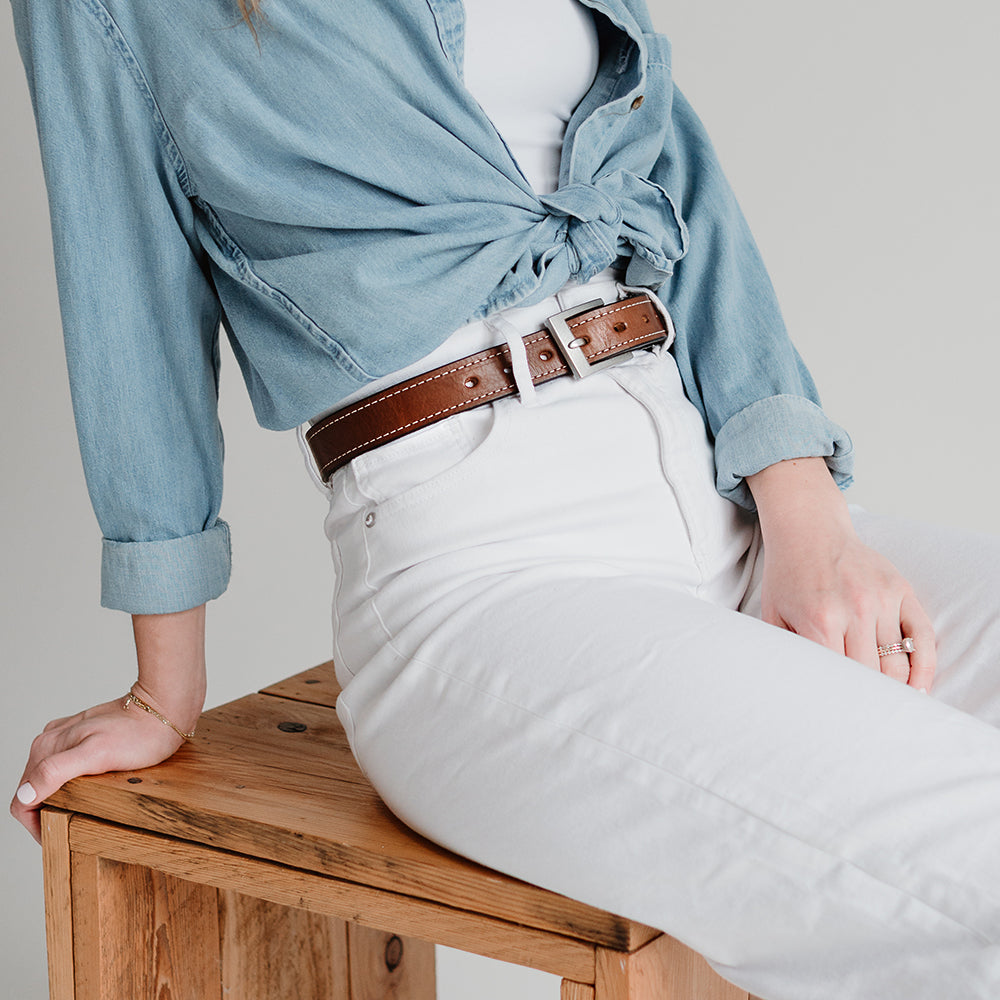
[322,285,1000,1000]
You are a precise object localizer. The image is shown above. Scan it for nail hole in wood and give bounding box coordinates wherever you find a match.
[127,777,142,784]
[278,721,308,733]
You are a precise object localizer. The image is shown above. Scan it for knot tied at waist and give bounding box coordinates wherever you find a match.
[538,169,689,285]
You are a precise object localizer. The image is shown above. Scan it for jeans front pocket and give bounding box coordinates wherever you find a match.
[350,399,513,513]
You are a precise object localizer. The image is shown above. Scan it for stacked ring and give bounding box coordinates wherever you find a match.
[877,637,916,658]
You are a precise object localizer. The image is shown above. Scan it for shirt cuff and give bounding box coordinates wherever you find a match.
[714,395,855,510]
[100,520,232,614]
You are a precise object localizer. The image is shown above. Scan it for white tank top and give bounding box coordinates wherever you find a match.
[462,0,600,195]
[307,1,611,423]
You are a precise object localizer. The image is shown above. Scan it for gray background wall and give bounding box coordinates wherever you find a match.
[2,1,997,996]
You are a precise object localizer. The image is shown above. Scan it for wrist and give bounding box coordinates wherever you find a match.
[132,604,208,733]
[747,457,852,544]
[127,683,201,739]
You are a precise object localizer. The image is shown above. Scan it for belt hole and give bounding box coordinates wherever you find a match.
[642,315,650,323]
[568,336,588,349]
[538,350,552,362]
[613,322,628,333]
[464,376,479,388]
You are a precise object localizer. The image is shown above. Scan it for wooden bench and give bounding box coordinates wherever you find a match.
[41,661,760,1000]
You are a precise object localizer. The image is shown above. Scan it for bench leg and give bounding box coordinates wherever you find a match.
[41,810,75,1000]
[44,811,437,1000]
[220,891,351,997]
[220,895,436,999]
[347,922,436,999]
[561,933,754,1000]
[68,852,221,1000]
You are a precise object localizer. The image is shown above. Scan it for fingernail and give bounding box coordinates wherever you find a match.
[918,687,928,694]
[15,782,36,805]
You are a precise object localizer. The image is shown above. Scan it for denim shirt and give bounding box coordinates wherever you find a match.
[11,0,853,614]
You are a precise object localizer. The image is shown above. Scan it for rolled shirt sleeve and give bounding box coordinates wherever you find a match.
[12,0,229,612]
[651,83,854,509]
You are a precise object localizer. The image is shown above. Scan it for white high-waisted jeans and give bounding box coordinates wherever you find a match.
[321,279,1000,1000]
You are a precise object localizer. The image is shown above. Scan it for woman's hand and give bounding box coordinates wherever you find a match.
[747,458,937,690]
[10,605,207,844]
[10,690,193,844]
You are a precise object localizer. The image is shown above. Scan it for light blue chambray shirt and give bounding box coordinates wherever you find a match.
[11,0,853,614]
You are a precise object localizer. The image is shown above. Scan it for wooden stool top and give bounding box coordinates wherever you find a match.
[48,662,658,956]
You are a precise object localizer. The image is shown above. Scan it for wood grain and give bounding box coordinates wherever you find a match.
[219,890,351,999]
[68,850,221,1000]
[561,980,596,1000]
[70,816,597,983]
[595,934,749,1000]
[70,854,100,1000]
[49,681,658,952]
[41,809,75,1000]
[347,923,436,1000]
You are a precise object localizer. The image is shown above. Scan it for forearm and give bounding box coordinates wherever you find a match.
[131,604,208,735]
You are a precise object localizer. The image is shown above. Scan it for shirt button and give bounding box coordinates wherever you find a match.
[630,95,645,111]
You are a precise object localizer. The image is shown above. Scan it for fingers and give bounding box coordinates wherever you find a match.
[844,622,880,673]
[874,642,912,685]
[780,591,937,695]
[10,737,103,844]
[900,593,937,692]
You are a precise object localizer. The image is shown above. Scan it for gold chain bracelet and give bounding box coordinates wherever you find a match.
[122,689,196,741]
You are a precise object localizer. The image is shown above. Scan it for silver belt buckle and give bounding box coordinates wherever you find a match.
[545,299,639,379]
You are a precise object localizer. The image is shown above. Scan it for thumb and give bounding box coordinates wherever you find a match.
[11,739,102,844]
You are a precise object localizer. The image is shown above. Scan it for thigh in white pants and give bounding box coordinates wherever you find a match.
[323,344,1000,1000]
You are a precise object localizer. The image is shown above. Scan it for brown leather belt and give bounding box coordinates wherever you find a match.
[306,294,671,482]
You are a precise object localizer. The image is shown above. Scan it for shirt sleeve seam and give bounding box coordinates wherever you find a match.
[73,0,198,200]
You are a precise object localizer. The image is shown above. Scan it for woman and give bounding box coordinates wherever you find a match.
[8,0,1000,997]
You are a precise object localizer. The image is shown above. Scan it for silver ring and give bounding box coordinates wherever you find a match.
[877,637,915,658]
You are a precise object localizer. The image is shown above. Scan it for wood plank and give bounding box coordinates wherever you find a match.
[68,848,222,1000]
[347,923,435,1000]
[68,852,107,1000]
[49,688,657,952]
[69,816,597,983]
[149,867,222,1000]
[595,935,748,1000]
[41,809,75,1000]
[220,891,351,999]
[260,662,340,708]
[561,980,596,1000]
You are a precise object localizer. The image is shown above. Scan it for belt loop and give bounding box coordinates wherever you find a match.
[485,313,539,407]
[615,282,676,351]
[297,421,334,493]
